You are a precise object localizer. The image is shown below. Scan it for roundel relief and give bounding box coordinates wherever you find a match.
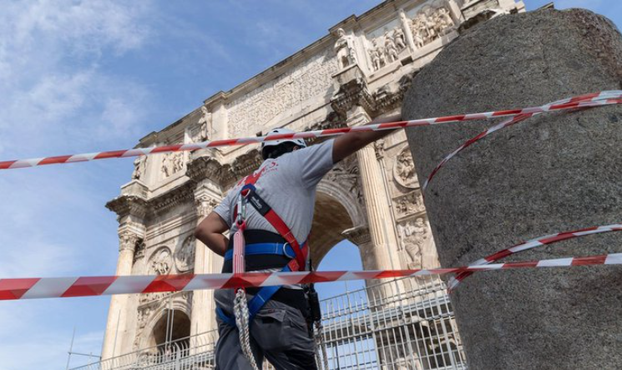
[176,236,195,272]
[393,148,419,189]
[149,247,173,275]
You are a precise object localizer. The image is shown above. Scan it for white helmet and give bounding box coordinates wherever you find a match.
[261,128,307,159]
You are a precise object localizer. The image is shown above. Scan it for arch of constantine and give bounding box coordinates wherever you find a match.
[98,0,525,368]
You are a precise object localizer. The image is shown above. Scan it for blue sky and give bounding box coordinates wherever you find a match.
[0,1,619,369]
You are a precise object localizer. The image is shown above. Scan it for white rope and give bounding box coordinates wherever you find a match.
[233,288,260,370]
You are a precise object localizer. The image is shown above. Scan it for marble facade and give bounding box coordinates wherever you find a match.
[101,0,525,360]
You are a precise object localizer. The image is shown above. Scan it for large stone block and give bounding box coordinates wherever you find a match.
[403,8,622,369]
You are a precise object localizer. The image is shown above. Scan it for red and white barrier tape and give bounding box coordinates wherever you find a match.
[448,223,622,290]
[1,252,621,300]
[1,91,620,170]
[422,90,622,191]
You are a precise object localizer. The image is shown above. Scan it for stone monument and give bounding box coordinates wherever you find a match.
[404,8,622,369]
[101,0,526,363]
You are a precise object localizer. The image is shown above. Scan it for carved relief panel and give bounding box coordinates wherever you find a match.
[367,24,409,71]
[149,247,173,275]
[160,152,185,179]
[394,148,419,189]
[397,217,429,269]
[409,4,456,49]
[175,236,195,273]
[225,47,338,139]
[365,0,459,72]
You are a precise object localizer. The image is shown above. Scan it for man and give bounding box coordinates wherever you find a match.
[195,114,400,369]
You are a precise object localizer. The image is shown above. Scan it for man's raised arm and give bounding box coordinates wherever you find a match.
[332,113,402,163]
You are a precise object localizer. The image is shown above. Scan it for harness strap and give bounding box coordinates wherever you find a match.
[220,168,309,327]
[224,242,296,261]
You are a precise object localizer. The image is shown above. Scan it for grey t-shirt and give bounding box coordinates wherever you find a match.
[214,139,335,246]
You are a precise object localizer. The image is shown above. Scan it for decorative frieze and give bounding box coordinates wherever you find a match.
[225,47,338,138]
[150,182,195,212]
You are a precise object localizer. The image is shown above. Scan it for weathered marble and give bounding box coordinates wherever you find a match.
[404,8,622,369]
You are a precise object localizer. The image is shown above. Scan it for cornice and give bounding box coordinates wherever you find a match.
[149,181,196,213]
[186,149,262,188]
[106,195,148,219]
[330,66,377,117]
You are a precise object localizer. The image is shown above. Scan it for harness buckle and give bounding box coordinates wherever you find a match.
[236,190,251,227]
[282,242,296,259]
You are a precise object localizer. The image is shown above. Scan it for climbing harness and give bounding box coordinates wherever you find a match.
[215,166,310,368]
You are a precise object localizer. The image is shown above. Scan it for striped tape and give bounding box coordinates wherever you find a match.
[422,90,622,191]
[1,91,620,171]
[1,252,621,300]
[447,224,622,290]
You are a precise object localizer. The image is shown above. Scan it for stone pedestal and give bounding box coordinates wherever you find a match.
[403,9,622,369]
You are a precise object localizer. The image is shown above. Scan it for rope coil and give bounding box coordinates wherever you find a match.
[234,289,260,370]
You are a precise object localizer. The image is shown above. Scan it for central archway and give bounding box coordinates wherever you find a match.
[152,309,191,346]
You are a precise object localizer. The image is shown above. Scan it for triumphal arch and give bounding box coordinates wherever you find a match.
[101,0,525,363]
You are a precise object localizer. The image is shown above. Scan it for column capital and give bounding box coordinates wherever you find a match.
[118,223,145,253]
[119,230,143,252]
[194,191,219,219]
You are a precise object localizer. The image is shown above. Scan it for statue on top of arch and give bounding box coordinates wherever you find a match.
[334,28,358,70]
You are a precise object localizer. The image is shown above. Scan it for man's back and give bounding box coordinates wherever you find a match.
[214,140,334,246]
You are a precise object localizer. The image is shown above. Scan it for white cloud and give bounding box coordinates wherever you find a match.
[0,2,155,369]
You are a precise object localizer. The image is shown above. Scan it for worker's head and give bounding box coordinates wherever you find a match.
[261,128,307,160]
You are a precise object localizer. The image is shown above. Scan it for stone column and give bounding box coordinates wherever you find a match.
[403,9,622,369]
[350,106,401,272]
[101,228,142,359]
[399,9,417,52]
[190,187,220,340]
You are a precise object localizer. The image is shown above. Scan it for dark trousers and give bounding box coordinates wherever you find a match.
[214,289,318,370]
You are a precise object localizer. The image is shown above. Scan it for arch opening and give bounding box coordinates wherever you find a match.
[149,309,191,358]
[311,191,356,267]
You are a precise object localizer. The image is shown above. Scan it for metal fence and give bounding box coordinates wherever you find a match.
[71,275,466,370]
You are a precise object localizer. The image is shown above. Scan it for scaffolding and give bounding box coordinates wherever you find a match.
[70,275,466,370]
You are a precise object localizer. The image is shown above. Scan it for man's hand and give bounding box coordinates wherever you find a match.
[332,113,402,163]
[195,211,230,257]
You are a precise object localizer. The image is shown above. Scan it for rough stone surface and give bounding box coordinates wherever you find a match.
[403,8,622,370]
